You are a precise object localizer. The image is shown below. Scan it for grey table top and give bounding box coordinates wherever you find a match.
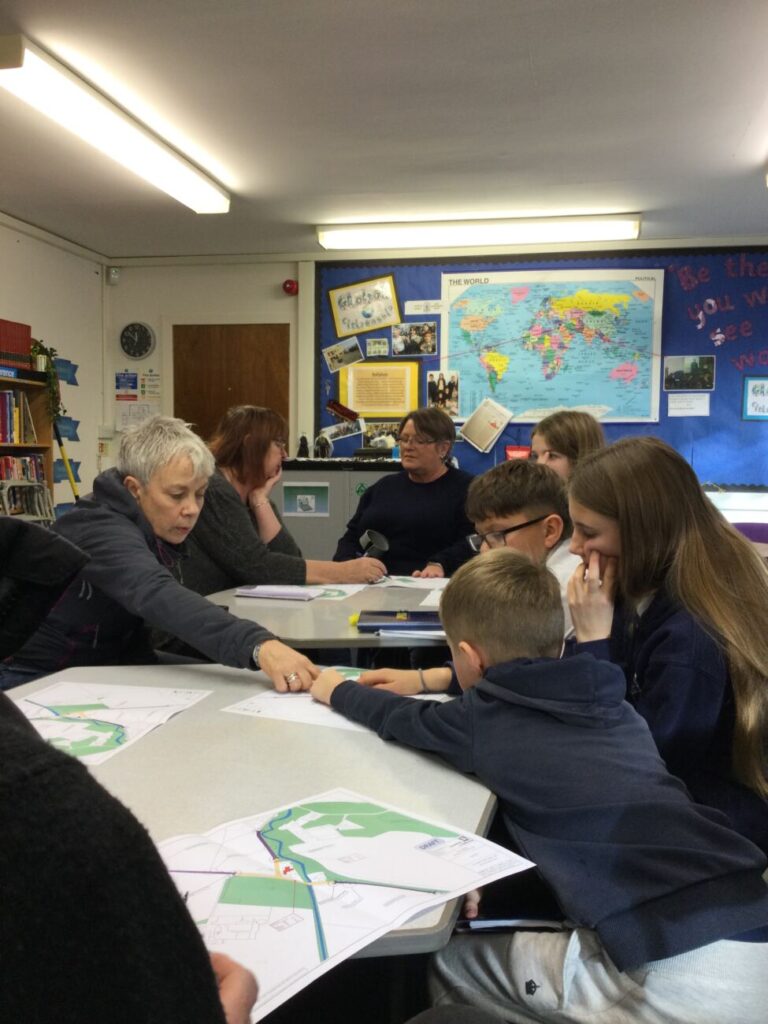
[13,663,495,956]
[208,580,448,648]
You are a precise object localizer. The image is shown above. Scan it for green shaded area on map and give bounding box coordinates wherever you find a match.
[220,875,314,909]
[259,801,455,892]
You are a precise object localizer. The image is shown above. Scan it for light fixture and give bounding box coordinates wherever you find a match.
[0,34,229,214]
[317,215,641,250]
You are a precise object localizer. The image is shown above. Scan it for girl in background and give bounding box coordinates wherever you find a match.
[567,436,768,853]
[530,409,605,480]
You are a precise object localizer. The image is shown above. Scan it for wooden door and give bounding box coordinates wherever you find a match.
[173,324,289,440]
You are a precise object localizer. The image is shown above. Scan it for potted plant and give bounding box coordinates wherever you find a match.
[30,339,66,421]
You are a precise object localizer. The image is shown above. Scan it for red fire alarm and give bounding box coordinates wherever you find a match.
[282,279,299,295]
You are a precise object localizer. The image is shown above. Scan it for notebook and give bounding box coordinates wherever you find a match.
[235,585,325,601]
[355,609,443,632]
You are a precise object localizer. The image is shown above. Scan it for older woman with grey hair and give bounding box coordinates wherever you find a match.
[0,415,316,693]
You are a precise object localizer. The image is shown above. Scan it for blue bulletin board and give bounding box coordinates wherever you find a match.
[316,250,768,485]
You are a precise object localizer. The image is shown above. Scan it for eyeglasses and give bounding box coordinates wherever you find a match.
[272,439,288,451]
[396,434,436,446]
[467,514,550,552]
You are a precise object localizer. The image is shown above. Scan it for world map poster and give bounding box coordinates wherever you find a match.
[441,269,664,422]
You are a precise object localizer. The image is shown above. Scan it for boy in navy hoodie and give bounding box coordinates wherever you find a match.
[311,549,768,1023]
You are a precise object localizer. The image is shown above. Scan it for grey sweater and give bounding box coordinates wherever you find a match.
[179,470,306,595]
[7,468,274,675]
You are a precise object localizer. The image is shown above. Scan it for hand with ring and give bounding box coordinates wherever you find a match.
[256,639,319,692]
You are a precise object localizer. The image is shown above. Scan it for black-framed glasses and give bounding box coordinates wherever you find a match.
[467,514,550,552]
[396,433,436,446]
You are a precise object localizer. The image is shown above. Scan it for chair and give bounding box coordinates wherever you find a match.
[733,522,768,544]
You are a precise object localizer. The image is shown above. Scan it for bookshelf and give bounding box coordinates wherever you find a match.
[0,365,54,522]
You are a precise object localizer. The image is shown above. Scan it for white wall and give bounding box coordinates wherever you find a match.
[103,260,314,456]
[0,219,103,509]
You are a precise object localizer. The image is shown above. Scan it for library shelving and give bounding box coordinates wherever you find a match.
[0,364,54,522]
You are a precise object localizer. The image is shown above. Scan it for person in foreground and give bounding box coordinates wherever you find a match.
[529,409,605,480]
[181,405,387,594]
[0,519,257,1024]
[0,416,317,692]
[334,406,474,578]
[567,436,768,853]
[311,549,768,1024]
[358,459,581,696]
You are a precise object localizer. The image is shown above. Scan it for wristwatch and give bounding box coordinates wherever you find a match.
[252,643,263,669]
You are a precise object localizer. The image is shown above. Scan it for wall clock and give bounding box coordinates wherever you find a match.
[120,322,156,360]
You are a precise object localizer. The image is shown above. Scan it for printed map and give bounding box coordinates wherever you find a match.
[15,681,210,764]
[161,787,532,1021]
[441,269,663,421]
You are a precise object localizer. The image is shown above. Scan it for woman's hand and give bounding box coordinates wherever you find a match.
[412,562,445,578]
[567,552,617,643]
[336,557,387,584]
[257,640,319,691]
[209,952,258,1024]
[248,465,282,513]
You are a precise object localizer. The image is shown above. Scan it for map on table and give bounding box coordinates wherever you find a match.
[441,268,664,422]
[160,787,533,1021]
[222,672,448,731]
[15,681,210,764]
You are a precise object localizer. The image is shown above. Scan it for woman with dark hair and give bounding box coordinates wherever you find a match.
[530,409,605,480]
[179,405,386,595]
[334,407,474,578]
[567,435,768,852]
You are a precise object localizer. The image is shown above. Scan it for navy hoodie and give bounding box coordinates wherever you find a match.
[574,589,768,855]
[331,653,768,971]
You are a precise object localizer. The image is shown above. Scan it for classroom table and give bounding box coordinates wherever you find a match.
[13,663,495,956]
[207,581,448,648]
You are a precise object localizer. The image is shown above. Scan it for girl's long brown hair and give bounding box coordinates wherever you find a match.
[570,436,768,798]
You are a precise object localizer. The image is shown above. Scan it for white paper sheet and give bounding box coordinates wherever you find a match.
[160,787,534,1022]
[15,681,211,765]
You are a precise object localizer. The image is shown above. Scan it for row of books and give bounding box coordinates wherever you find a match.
[0,388,38,444]
[0,481,54,521]
[0,454,47,482]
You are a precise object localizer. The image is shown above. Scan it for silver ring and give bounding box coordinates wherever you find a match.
[285,672,300,684]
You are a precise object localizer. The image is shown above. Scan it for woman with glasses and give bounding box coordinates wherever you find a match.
[334,407,474,577]
[176,406,387,597]
[530,409,605,480]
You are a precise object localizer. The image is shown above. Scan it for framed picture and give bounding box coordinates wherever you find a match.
[339,361,419,418]
[282,482,330,517]
[742,376,768,420]
[328,275,401,338]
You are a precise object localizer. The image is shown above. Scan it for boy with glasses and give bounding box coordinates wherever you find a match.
[358,460,581,695]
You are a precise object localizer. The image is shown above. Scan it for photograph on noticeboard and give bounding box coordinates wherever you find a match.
[426,369,460,417]
[663,355,715,391]
[392,321,437,356]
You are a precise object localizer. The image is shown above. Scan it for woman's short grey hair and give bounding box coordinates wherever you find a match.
[117,415,215,484]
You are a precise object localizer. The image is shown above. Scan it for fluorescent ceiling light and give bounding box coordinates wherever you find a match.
[0,34,229,214]
[317,215,641,250]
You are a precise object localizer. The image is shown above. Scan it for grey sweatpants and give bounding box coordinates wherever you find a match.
[430,927,768,1023]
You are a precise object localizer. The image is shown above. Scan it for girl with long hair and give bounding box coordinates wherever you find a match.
[530,409,605,480]
[567,435,768,852]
